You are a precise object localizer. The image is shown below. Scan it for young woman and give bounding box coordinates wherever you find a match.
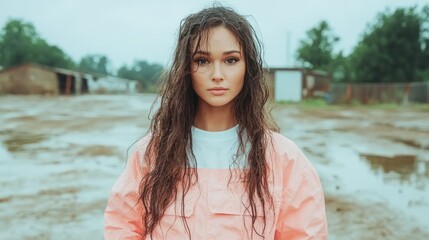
[105,5,327,240]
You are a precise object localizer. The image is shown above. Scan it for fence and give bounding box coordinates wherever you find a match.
[328,82,429,104]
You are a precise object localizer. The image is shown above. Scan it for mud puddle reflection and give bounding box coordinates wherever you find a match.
[354,152,429,225]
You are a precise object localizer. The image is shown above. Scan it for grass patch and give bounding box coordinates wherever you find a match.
[276,98,335,109]
[275,98,429,111]
[353,102,429,111]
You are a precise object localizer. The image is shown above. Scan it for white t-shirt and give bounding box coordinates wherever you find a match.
[190,125,247,169]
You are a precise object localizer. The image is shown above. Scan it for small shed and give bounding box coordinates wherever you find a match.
[0,63,136,95]
[264,67,331,102]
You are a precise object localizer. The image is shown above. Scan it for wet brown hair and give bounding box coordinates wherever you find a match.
[140,5,278,239]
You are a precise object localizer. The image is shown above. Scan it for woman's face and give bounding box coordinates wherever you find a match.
[191,26,245,110]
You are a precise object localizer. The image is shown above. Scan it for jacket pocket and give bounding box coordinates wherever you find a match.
[209,189,245,215]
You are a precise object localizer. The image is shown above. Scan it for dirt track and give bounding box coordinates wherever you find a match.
[0,94,428,239]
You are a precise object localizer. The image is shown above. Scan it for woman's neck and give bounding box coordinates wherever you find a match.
[194,102,237,131]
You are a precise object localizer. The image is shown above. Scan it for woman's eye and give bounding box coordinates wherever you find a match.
[195,58,209,65]
[225,58,238,64]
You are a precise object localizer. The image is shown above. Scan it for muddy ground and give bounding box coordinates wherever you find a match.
[0,94,428,240]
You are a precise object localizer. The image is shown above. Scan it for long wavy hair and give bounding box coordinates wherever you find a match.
[140,5,279,239]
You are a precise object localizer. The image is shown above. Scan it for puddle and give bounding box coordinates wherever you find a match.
[321,142,429,227]
[361,154,417,180]
[359,154,429,187]
[4,133,47,152]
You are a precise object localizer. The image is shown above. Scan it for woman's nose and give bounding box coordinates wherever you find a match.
[211,62,224,82]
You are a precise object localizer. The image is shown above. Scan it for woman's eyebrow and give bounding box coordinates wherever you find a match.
[194,50,241,55]
[223,50,241,55]
[194,50,209,55]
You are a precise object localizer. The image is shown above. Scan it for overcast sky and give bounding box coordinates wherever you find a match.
[1,0,427,70]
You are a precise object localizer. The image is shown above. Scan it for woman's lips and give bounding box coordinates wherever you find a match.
[208,88,228,96]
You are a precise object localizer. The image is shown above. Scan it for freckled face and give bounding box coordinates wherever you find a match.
[191,26,245,110]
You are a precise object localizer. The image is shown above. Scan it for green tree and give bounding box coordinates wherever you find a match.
[297,20,340,71]
[418,5,429,81]
[0,19,37,67]
[0,19,74,69]
[349,7,422,82]
[117,60,163,92]
[78,54,111,75]
[34,44,75,69]
[330,52,352,82]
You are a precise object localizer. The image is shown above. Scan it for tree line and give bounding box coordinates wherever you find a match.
[297,5,429,83]
[0,19,163,92]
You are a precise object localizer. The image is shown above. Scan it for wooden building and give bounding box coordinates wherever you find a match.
[264,68,331,102]
[0,63,136,95]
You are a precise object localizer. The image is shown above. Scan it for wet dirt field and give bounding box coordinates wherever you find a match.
[0,94,428,239]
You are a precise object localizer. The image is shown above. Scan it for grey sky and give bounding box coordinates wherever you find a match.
[1,0,427,70]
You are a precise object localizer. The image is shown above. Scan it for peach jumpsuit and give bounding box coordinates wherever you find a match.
[105,130,328,239]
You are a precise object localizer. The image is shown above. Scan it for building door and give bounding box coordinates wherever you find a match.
[274,71,302,102]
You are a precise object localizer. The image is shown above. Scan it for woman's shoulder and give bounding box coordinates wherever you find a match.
[266,131,301,153]
[126,133,153,166]
[130,133,152,151]
[265,130,310,166]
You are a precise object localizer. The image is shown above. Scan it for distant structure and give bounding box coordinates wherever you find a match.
[264,67,331,102]
[0,63,137,95]
[329,81,429,104]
